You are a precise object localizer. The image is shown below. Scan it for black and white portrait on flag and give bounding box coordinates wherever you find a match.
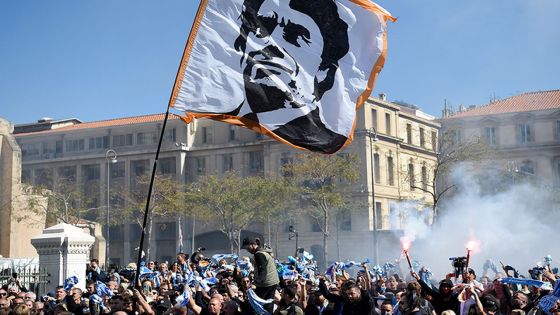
[172,0,393,153]
[228,0,350,152]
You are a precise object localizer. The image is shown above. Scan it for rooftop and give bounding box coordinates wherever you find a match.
[15,113,181,137]
[447,90,560,119]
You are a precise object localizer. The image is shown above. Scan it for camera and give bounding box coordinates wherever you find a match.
[529,266,546,280]
[449,256,468,276]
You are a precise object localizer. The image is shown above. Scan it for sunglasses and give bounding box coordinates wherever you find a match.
[0,293,7,296]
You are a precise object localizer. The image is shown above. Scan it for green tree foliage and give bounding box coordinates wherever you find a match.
[184,171,293,254]
[118,174,186,260]
[284,153,359,267]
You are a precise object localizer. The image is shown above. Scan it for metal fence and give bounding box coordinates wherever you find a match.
[0,266,49,295]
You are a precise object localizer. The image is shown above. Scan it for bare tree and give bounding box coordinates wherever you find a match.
[401,130,494,222]
[15,177,100,226]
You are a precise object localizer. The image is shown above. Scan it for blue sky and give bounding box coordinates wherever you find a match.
[1,0,559,124]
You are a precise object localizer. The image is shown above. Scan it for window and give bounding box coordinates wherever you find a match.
[129,224,142,241]
[408,163,415,190]
[249,151,263,173]
[385,113,391,135]
[65,139,85,152]
[109,225,124,241]
[42,141,58,155]
[421,166,428,191]
[22,169,32,184]
[449,129,461,145]
[484,127,497,145]
[113,134,133,147]
[164,128,176,143]
[517,124,532,144]
[82,164,100,181]
[21,143,40,158]
[229,125,236,141]
[88,136,109,150]
[137,132,157,145]
[159,157,176,175]
[110,162,125,179]
[310,217,322,232]
[431,131,437,151]
[420,128,425,147]
[374,202,383,230]
[58,166,77,182]
[555,120,560,141]
[389,203,398,229]
[371,109,377,129]
[222,154,234,173]
[201,127,212,144]
[406,124,412,144]
[35,168,53,189]
[280,153,294,177]
[195,157,206,174]
[131,159,150,177]
[338,209,352,231]
[373,153,380,184]
[519,160,535,175]
[387,156,394,186]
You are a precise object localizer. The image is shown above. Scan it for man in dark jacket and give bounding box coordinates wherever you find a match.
[339,280,377,315]
[412,271,458,314]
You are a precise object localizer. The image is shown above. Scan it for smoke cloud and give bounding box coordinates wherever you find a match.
[390,164,559,279]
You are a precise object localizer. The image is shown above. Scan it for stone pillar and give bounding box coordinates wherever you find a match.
[31,223,95,294]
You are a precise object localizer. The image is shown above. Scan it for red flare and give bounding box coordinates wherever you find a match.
[400,236,411,251]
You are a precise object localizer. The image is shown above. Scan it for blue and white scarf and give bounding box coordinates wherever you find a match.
[247,288,273,315]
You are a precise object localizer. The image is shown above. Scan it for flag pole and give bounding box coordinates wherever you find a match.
[133,0,209,289]
[133,108,171,288]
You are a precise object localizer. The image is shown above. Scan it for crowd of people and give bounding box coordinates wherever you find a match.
[1,237,558,315]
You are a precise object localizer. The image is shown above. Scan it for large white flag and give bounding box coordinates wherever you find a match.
[171,0,394,153]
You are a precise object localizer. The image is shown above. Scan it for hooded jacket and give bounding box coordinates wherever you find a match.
[418,278,459,314]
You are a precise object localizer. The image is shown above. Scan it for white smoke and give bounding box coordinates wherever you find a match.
[390,164,559,279]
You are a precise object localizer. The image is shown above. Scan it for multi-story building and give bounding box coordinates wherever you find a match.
[0,118,44,258]
[11,95,439,264]
[441,90,560,188]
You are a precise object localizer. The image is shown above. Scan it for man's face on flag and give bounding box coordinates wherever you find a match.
[241,0,324,113]
[236,0,350,121]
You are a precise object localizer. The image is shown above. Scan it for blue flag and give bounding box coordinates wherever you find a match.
[64,276,78,291]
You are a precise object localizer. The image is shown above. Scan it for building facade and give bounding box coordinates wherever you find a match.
[441,90,560,189]
[0,118,44,258]
[12,96,440,264]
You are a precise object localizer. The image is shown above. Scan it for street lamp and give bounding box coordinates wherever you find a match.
[365,127,379,262]
[105,149,118,267]
[288,225,299,257]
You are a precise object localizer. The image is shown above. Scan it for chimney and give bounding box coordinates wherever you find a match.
[378,93,387,101]
[38,117,53,123]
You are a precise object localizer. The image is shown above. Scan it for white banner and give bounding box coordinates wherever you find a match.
[171,0,394,153]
